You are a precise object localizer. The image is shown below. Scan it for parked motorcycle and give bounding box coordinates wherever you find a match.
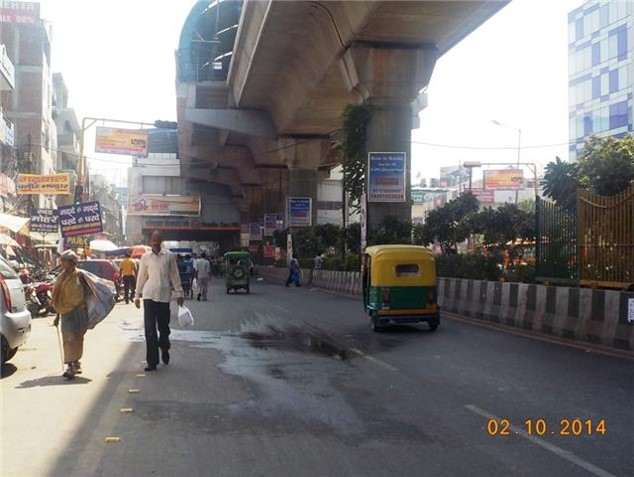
[24,281,56,317]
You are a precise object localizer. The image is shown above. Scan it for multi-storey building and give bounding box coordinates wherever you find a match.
[569,0,633,160]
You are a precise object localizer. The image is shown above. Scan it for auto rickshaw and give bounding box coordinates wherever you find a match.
[223,251,251,294]
[362,245,440,332]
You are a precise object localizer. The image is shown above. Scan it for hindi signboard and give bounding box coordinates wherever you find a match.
[368,152,406,202]
[483,169,524,190]
[58,201,103,238]
[264,213,278,236]
[95,126,148,156]
[30,208,59,234]
[128,195,201,216]
[287,197,312,227]
[17,173,71,195]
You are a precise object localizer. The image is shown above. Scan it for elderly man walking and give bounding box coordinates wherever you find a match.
[194,252,211,301]
[135,231,184,372]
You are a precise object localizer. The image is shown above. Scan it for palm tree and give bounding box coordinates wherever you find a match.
[542,157,579,210]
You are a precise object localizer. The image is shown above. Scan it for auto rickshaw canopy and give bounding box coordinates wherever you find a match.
[364,245,437,288]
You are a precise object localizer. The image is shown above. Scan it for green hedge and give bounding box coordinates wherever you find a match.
[434,254,535,283]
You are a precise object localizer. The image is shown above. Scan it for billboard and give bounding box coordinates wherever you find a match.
[128,195,201,216]
[17,173,71,195]
[469,188,495,204]
[368,152,406,202]
[288,197,312,227]
[58,201,103,238]
[264,213,278,236]
[95,126,148,156]
[483,169,524,190]
[30,208,59,234]
[0,1,40,24]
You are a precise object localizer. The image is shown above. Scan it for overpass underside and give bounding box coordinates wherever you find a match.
[176,0,510,232]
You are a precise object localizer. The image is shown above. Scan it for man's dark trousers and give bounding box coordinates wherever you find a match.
[143,299,171,366]
[123,275,136,303]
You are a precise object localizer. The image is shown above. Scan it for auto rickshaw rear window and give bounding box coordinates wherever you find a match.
[394,264,419,277]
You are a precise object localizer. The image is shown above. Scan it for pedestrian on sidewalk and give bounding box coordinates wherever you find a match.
[194,251,211,301]
[51,250,89,380]
[134,231,184,372]
[120,252,137,304]
[285,254,301,287]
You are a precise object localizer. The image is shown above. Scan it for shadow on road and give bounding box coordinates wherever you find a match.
[16,375,93,388]
[1,363,17,379]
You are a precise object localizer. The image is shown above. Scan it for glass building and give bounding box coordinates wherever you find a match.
[568,0,633,160]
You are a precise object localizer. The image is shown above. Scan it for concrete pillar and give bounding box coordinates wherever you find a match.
[340,44,438,236]
[280,138,329,227]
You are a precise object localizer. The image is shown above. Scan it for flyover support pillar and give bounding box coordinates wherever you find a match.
[341,44,438,235]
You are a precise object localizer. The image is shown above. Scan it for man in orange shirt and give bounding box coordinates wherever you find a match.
[120,252,137,304]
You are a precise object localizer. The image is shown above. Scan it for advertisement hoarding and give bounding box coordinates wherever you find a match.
[95,126,148,156]
[367,152,406,202]
[287,197,312,227]
[58,201,103,238]
[0,1,40,24]
[264,213,278,236]
[483,169,524,190]
[470,188,495,204]
[128,195,201,216]
[17,173,71,195]
[249,222,262,241]
[30,208,59,233]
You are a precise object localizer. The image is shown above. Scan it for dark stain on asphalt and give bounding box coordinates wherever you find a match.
[241,326,348,361]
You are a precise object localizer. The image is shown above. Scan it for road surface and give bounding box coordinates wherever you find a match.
[1,279,632,476]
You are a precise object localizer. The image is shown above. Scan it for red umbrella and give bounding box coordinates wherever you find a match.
[130,245,151,258]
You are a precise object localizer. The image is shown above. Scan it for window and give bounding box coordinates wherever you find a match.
[591,43,600,66]
[609,69,619,93]
[600,4,609,28]
[395,264,419,277]
[584,114,593,135]
[617,26,627,60]
[618,66,628,93]
[608,32,618,59]
[592,76,601,98]
[576,19,584,40]
[609,101,628,129]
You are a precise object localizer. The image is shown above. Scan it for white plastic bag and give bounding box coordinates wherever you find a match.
[177,305,194,327]
[81,272,116,330]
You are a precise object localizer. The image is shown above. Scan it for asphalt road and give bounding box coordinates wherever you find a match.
[1,279,632,477]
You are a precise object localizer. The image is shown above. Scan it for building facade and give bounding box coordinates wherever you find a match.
[569,0,633,160]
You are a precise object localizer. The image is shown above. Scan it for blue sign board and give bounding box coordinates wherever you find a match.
[264,213,278,236]
[368,152,406,202]
[30,208,59,233]
[58,201,103,238]
[287,197,312,227]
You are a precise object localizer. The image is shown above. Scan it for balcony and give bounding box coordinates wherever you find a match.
[0,44,15,91]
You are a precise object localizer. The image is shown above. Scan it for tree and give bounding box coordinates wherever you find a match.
[542,156,578,210]
[418,192,479,254]
[369,216,413,245]
[339,104,371,209]
[577,135,634,196]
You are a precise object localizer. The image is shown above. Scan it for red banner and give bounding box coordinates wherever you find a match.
[0,1,40,24]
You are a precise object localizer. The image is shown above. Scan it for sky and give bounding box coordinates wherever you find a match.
[36,0,584,186]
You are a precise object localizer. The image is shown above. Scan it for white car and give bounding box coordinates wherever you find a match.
[0,256,32,364]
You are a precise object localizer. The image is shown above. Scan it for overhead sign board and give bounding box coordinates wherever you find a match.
[287,197,312,227]
[470,188,495,204]
[17,173,71,195]
[128,195,201,216]
[0,1,40,24]
[30,208,59,234]
[368,152,406,202]
[95,126,148,156]
[483,169,524,190]
[264,213,278,236]
[58,201,103,238]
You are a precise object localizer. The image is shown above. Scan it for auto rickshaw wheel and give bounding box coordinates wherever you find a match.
[429,323,438,331]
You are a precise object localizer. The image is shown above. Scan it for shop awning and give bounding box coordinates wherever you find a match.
[0,213,29,234]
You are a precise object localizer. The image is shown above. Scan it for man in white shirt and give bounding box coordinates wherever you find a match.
[135,231,184,371]
[194,252,211,301]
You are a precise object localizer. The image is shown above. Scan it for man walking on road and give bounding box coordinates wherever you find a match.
[194,252,211,301]
[120,252,137,304]
[135,231,184,372]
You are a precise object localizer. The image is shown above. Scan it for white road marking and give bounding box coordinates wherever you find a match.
[464,404,616,477]
[349,348,398,371]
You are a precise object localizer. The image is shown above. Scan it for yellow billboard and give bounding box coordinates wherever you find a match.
[483,169,524,190]
[95,126,148,156]
[127,195,201,216]
[17,173,71,195]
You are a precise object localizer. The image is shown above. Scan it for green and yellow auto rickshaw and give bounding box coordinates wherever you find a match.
[362,245,440,332]
[224,251,251,294]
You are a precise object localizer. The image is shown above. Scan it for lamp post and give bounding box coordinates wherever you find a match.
[491,120,522,204]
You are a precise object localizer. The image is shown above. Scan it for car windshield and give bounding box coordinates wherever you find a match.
[0,257,18,280]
